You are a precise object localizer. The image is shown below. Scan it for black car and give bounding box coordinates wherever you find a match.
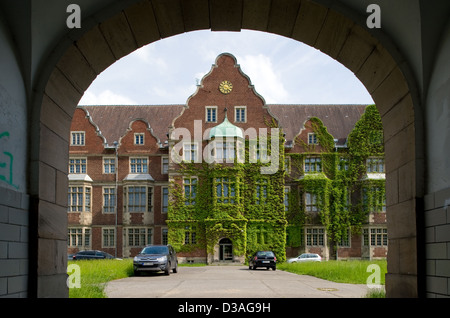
[133,244,178,275]
[249,251,277,270]
[72,250,115,260]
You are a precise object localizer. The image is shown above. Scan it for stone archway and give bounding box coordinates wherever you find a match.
[32,0,423,297]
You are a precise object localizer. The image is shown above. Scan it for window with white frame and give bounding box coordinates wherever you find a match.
[366,157,385,173]
[363,228,388,246]
[184,177,197,205]
[215,141,236,161]
[71,131,85,146]
[308,133,318,145]
[130,158,148,173]
[69,158,87,174]
[206,106,217,123]
[162,187,169,213]
[306,228,325,246]
[162,228,168,245]
[161,156,169,174]
[363,186,386,212]
[68,228,91,248]
[304,156,321,173]
[305,192,319,212]
[216,177,236,204]
[255,178,268,205]
[284,186,290,212]
[68,186,91,212]
[126,228,152,247]
[134,133,144,145]
[124,186,153,212]
[338,157,349,171]
[235,106,246,123]
[102,228,115,248]
[103,157,115,174]
[184,226,197,245]
[183,143,198,162]
[103,187,116,213]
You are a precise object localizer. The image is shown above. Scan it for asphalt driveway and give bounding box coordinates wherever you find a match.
[105,265,373,298]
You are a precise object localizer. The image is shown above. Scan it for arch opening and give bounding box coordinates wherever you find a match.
[32,0,422,298]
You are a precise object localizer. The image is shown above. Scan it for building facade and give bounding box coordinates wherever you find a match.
[67,53,387,263]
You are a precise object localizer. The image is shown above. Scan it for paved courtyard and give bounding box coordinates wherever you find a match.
[105,265,373,298]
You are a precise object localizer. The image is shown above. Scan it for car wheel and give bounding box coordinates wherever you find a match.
[173,262,178,273]
[165,264,170,275]
[272,266,276,271]
[252,265,257,270]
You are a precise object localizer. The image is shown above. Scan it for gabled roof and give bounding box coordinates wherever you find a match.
[78,104,368,147]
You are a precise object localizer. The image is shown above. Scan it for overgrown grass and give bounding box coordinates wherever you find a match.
[68,259,134,298]
[278,259,387,285]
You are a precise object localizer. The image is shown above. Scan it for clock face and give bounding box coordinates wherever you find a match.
[219,80,233,94]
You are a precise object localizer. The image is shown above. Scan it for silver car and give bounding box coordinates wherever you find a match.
[287,253,322,263]
[133,244,178,275]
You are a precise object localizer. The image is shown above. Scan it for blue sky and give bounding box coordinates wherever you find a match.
[79,30,374,106]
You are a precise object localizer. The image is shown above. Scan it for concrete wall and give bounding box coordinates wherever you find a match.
[0,12,29,297]
[424,18,450,298]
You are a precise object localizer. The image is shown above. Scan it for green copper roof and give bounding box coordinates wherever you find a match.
[208,111,243,140]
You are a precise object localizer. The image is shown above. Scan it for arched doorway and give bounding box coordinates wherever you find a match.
[219,238,233,261]
[32,0,423,297]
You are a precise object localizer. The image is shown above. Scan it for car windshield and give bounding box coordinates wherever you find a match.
[141,246,169,255]
[256,251,274,257]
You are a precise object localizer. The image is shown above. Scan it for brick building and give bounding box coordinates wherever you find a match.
[67,53,387,262]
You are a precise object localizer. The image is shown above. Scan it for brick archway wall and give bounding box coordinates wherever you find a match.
[32,0,423,297]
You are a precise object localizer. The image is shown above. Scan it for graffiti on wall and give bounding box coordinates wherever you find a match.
[0,131,18,189]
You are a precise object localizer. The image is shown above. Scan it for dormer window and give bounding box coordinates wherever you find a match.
[134,133,144,145]
[71,131,85,146]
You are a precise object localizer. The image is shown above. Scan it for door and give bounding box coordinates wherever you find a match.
[219,238,233,261]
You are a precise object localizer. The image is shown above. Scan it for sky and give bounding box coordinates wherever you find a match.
[78,30,374,106]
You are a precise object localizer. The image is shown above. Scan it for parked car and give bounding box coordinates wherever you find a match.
[133,244,178,275]
[72,250,116,260]
[249,251,277,270]
[287,253,322,263]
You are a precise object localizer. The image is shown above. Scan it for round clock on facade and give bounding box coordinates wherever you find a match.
[219,80,233,94]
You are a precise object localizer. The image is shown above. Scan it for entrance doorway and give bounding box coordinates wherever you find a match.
[219,238,233,261]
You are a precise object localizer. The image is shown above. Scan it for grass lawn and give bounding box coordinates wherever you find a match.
[278,259,387,285]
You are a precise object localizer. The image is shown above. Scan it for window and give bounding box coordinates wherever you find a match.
[71,131,85,146]
[162,187,169,213]
[216,177,237,204]
[363,186,386,212]
[215,141,235,161]
[184,226,196,245]
[130,158,148,173]
[68,228,91,247]
[103,157,115,174]
[206,106,217,123]
[255,179,268,205]
[103,187,116,213]
[363,228,388,246]
[284,187,290,212]
[306,228,325,246]
[338,157,349,171]
[255,142,269,162]
[126,228,152,247]
[235,106,246,123]
[134,133,144,145]
[162,156,169,174]
[184,177,197,205]
[366,158,385,173]
[124,186,153,212]
[162,229,168,245]
[308,133,318,145]
[305,192,319,212]
[183,143,198,162]
[102,228,115,248]
[304,157,321,173]
[69,158,87,174]
[68,186,91,212]
[285,156,291,174]
[338,229,351,247]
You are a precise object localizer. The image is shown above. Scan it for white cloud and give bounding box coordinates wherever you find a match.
[238,54,290,104]
[79,90,137,105]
